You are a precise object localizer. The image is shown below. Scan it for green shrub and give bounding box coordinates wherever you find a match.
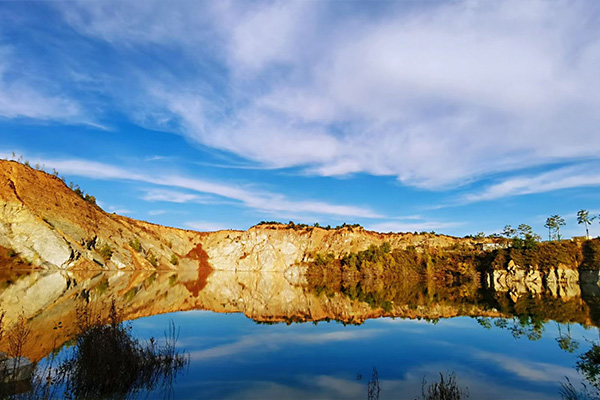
[84,194,97,205]
[170,254,179,266]
[577,344,600,389]
[123,288,137,302]
[145,272,157,287]
[491,240,582,271]
[129,238,142,252]
[420,373,468,400]
[98,244,113,261]
[95,278,109,294]
[147,252,158,268]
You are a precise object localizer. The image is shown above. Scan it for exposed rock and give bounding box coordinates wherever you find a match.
[557,268,581,298]
[0,160,493,272]
[0,160,207,270]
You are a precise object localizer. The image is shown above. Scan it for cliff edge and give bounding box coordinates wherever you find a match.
[0,160,486,271]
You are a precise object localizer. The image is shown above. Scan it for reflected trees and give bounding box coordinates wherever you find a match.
[557,323,580,354]
[561,330,600,400]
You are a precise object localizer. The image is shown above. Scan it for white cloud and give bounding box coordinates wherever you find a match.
[473,350,579,383]
[34,156,381,219]
[225,1,319,75]
[399,361,562,400]
[106,206,131,215]
[142,189,210,204]
[464,164,600,203]
[219,378,365,400]
[366,220,460,233]
[58,0,220,47]
[147,210,167,216]
[184,221,228,232]
[53,0,600,190]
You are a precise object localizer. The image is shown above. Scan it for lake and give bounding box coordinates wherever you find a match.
[0,269,598,399]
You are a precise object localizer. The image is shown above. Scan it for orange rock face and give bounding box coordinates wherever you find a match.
[0,159,491,272]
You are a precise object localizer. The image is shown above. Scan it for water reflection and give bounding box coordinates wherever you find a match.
[0,268,598,361]
[559,341,600,400]
[0,268,599,398]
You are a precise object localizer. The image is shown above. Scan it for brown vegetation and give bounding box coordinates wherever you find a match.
[489,240,589,271]
[0,246,33,270]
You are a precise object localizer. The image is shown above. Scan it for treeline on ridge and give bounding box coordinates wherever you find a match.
[254,220,363,231]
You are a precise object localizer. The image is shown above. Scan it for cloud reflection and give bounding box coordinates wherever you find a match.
[473,350,579,383]
[212,369,559,400]
[190,329,381,361]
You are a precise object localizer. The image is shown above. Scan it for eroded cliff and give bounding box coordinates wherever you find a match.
[0,160,487,272]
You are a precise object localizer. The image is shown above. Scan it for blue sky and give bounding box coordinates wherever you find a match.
[1,0,600,237]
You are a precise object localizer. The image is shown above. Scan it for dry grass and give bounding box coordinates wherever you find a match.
[1,300,188,399]
[58,299,188,399]
[419,373,469,400]
[7,315,31,360]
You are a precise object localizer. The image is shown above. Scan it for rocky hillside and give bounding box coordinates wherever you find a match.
[0,160,204,270]
[0,160,488,271]
[200,224,485,271]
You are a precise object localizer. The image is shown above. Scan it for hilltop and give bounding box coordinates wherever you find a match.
[0,160,206,270]
[0,159,492,271]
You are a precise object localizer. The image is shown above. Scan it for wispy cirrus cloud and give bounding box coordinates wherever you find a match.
[463,164,600,203]
[32,157,382,219]
[147,210,167,216]
[473,350,578,383]
[366,220,460,234]
[52,0,600,191]
[142,189,214,204]
[0,46,82,122]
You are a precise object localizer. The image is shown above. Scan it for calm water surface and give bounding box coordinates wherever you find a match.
[0,269,597,399]
[128,311,593,399]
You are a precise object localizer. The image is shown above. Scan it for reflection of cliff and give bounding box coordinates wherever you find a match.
[0,267,597,362]
[307,267,594,325]
[481,259,600,326]
[0,269,202,361]
[486,261,582,300]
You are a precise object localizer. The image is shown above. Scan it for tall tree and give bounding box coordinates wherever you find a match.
[544,216,556,241]
[517,224,533,239]
[554,215,566,242]
[501,225,516,246]
[516,223,540,249]
[502,225,516,239]
[577,209,596,239]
